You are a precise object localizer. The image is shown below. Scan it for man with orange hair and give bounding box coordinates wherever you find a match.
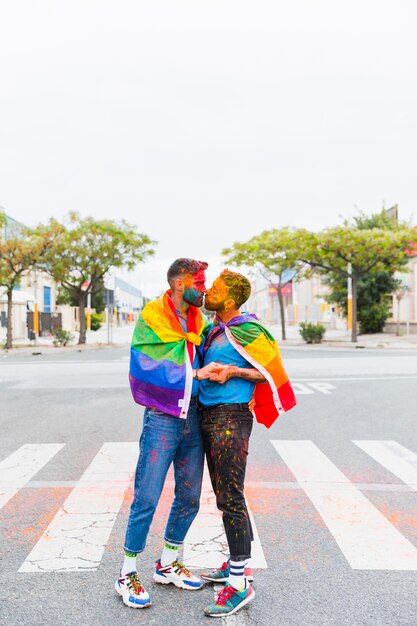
[199,269,296,618]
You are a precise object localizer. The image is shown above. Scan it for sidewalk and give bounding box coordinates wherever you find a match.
[268,323,417,349]
[5,322,417,352]
[5,323,134,352]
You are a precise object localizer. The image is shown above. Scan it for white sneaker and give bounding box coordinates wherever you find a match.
[115,571,151,608]
[153,559,204,590]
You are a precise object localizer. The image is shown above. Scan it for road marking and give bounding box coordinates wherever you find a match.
[354,441,417,492]
[183,469,267,570]
[0,444,65,510]
[21,479,416,493]
[291,383,314,395]
[291,382,337,395]
[19,443,138,572]
[271,440,417,570]
[307,382,336,394]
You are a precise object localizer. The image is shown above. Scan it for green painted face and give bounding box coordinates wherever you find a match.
[183,269,207,307]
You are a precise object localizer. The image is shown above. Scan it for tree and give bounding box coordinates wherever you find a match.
[0,213,63,349]
[45,213,156,344]
[323,209,408,334]
[299,226,417,342]
[222,228,303,340]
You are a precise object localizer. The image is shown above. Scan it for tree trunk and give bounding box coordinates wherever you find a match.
[78,292,87,345]
[351,273,358,342]
[6,289,13,350]
[277,288,286,341]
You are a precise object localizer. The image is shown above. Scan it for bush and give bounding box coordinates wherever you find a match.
[299,322,326,344]
[90,313,103,331]
[358,301,390,334]
[52,328,74,347]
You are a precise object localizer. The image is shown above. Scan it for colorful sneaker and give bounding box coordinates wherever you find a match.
[153,559,204,590]
[200,561,254,584]
[115,571,151,609]
[204,582,255,617]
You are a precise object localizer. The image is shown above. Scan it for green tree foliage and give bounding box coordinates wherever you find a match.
[323,210,407,334]
[56,276,106,313]
[223,220,416,343]
[45,212,156,344]
[0,213,63,349]
[223,228,303,340]
[298,225,417,341]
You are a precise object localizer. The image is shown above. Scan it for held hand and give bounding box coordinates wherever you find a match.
[197,362,223,380]
[208,365,235,384]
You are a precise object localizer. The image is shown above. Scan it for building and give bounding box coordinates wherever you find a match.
[386,243,417,334]
[0,214,59,341]
[246,269,343,329]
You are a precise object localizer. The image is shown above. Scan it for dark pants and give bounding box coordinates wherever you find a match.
[199,403,254,562]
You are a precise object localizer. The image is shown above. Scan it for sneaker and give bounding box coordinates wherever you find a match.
[153,559,204,590]
[204,582,255,617]
[115,571,151,609]
[200,560,254,584]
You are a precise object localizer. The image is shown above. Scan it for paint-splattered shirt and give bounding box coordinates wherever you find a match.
[199,331,255,406]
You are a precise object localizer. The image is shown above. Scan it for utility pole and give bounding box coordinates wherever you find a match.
[347,263,352,333]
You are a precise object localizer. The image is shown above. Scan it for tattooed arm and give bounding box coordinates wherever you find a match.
[208,364,266,384]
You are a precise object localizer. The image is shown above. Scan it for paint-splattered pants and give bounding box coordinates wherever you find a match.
[124,398,204,553]
[200,404,254,562]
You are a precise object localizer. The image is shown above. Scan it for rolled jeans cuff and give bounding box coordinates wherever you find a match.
[123,545,145,555]
[230,553,251,562]
[164,537,183,547]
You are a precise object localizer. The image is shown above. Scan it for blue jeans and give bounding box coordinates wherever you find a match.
[124,398,204,553]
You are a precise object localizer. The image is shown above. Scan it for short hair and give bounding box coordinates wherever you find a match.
[167,258,208,287]
[221,269,251,309]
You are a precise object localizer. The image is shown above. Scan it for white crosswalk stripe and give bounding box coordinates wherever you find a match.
[1,439,415,574]
[183,470,267,569]
[0,444,65,510]
[353,441,417,492]
[271,440,417,570]
[19,443,138,572]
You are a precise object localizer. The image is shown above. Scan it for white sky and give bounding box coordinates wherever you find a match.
[1,1,416,297]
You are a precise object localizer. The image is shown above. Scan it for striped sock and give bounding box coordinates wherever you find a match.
[160,541,180,566]
[121,550,137,576]
[228,559,247,591]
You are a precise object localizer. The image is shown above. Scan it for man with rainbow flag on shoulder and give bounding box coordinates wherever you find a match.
[115,258,216,609]
[198,269,297,618]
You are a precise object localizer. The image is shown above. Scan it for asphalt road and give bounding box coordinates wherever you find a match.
[1,346,417,626]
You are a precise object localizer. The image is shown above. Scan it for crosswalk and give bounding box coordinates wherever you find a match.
[1,440,417,574]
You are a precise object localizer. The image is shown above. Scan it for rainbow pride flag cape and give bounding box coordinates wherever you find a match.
[129,291,210,418]
[206,314,296,428]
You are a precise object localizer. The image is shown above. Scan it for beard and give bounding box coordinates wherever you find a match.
[204,298,225,312]
[183,289,204,307]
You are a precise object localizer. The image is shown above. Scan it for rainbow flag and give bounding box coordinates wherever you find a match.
[129,291,210,418]
[207,314,296,428]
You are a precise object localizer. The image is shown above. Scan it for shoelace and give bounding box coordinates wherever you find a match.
[219,561,229,572]
[171,560,191,578]
[126,572,144,594]
[216,585,236,606]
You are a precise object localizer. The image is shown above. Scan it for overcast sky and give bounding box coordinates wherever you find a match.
[1,1,416,296]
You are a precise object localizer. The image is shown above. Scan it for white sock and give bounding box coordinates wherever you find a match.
[160,541,180,566]
[228,559,247,591]
[121,550,137,576]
